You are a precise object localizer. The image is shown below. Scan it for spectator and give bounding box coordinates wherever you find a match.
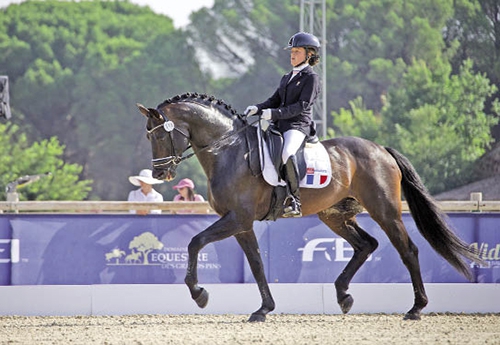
[127,169,164,215]
[172,178,206,214]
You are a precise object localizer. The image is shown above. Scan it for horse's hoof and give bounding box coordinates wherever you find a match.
[339,294,354,314]
[403,312,421,321]
[248,313,266,322]
[194,288,209,308]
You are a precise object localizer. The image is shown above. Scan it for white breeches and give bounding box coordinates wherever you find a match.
[282,129,306,164]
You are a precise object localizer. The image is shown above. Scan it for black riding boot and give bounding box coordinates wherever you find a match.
[282,155,302,218]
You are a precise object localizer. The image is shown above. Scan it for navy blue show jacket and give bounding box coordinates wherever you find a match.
[256,65,321,136]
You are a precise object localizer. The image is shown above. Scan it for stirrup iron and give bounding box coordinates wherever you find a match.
[283,196,302,218]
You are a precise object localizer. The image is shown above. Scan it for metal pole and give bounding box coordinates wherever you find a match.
[300,0,327,138]
[321,0,327,139]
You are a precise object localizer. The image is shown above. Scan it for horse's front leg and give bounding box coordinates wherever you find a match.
[184,212,245,309]
[235,230,275,322]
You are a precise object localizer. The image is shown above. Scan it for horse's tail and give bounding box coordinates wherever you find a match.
[384,146,482,281]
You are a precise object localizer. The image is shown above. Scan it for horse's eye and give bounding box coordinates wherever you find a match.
[156,132,168,140]
[146,133,151,140]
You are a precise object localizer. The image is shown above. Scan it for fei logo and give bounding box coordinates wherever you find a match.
[298,238,372,262]
[0,239,20,264]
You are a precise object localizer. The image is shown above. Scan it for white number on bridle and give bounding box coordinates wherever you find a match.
[163,121,175,132]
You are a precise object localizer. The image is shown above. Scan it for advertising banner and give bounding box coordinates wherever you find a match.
[0,217,13,285]
[473,214,500,283]
[247,214,473,284]
[1,212,499,285]
[10,214,243,285]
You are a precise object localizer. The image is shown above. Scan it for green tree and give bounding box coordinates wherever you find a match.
[3,0,500,199]
[329,96,381,140]
[0,123,92,201]
[386,60,499,192]
[188,0,300,110]
[193,0,500,194]
[334,60,499,193]
[445,0,500,84]
[189,0,473,130]
[0,1,208,200]
[325,0,457,115]
[445,0,500,140]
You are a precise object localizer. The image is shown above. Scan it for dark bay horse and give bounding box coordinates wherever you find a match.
[137,93,481,322]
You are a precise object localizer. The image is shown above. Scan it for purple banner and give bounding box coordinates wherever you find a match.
[9,214,242,285]
[253,214,472,284]
[0,212,498,285]
[474,214,500,283]
[0,217,13,285]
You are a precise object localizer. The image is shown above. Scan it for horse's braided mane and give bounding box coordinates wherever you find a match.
[157,92,240,117]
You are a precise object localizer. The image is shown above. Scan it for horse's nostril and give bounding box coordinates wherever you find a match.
[166,171,175,181]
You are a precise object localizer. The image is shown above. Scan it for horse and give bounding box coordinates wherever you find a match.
[136,93,481,322]
[105,249,126,264]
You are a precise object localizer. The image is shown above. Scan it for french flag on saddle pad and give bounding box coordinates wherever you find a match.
[305,167,329,186]
[260,132,332,188]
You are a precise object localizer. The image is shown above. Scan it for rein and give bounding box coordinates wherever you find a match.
[149,108,261,169]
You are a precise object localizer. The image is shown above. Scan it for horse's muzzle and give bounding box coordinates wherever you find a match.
[153,167,176,181]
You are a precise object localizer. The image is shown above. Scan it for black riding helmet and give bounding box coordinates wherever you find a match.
[285,32,320,51]
[285,32,320,66]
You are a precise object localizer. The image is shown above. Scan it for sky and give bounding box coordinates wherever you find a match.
[0,0,215,28]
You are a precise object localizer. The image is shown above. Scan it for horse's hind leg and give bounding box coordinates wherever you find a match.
[318,202,378,314]
[363,199,428,320]
[375,216,428,319]
[235,230,275,322]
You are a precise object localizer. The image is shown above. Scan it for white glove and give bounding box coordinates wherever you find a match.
[244,105,258,116]
[261,108,272,120]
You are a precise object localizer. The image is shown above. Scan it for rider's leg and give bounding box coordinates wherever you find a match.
[282,130,305,217]
[283,155,302,217]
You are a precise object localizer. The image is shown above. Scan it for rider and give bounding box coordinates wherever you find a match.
[244,32,321,217]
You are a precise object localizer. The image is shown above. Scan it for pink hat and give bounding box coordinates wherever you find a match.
[172,178,195,190]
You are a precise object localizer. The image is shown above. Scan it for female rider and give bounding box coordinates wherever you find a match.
[245,32,321,217]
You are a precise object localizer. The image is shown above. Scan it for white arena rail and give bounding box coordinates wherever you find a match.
[0,283,499,316]
[1,200,500,213]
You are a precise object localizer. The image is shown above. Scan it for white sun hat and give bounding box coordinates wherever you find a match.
[128,169,164,186]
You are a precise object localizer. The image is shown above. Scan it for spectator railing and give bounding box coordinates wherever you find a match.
[1,200,500,213]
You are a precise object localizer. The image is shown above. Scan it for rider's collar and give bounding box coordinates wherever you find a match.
[292,63,309,73]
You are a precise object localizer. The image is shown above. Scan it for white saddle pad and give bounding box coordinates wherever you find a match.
[258,130,332,189]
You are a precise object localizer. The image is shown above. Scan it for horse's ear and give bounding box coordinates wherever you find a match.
[148,108,163,120]
[136,103,150,118]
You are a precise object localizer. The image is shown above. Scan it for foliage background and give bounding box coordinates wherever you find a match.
[1,0,499,200]
[0,123,92,200]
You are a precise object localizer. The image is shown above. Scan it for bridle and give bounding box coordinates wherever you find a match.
[147,109,192,169]
[147,108,261,170]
